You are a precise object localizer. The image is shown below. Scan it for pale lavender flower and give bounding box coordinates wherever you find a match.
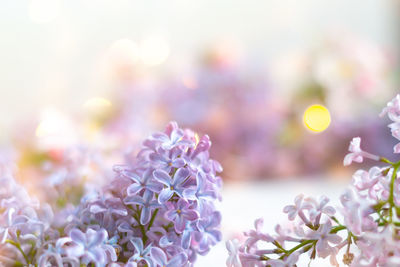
[128,237,153,266]
[355,226,400,266]
[283,194,304,221]
[391,129,400,153]
[183,171,217,205]
[89,197,128,217]
[380,94,400,120]
[124,190,160,225]
[352,167,388,200]
[125,169,163,196]
[149,148,186,172]
[149,122,193,150]
[57,228,113,266]
[307,221,342,258]
[243,218,273,250]
[380,95,400,154]
[151,247,188,267]
[339,188,376,235]
[283,194,312,225]
[153,168,190,203]
[165,198,199,233]
[0,122,222,266]
[159,231,180,248]
[0,207,15,244]
[194,211,222,253]
[37,244,64,267]
[181,221,195,250]
[303,195,336,225]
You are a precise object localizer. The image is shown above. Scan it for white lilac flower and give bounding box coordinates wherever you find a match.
[265,252,300,267]
[303,195,336,225]
[283,194,313,225]
[343,137,379,166]
[226,239,242,267]
[243,218,273,250]
[307,221,342,258]
[380,94,400,153]
[226,95,400,267]
[355,226,400,266]
[380,94,400,121]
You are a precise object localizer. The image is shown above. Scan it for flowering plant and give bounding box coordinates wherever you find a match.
[226,94,400,266]
[0,121,222,266]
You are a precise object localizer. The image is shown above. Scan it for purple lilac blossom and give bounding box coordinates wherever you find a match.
[0,121,222,266]
[68,121,222,266]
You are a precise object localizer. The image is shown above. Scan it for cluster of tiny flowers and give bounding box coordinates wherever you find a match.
[0,158,57,266]
[226,94,400,267]
[0,121,223,266]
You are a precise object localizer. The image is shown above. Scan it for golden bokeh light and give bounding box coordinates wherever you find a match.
[84,97,112,109]
[303,104,331,133]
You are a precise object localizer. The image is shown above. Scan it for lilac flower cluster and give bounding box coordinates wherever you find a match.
[226,94,400,267]
[0,121,222,266]
[0,159,56,266]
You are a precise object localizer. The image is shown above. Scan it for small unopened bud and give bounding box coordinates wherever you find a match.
[343,253,354,265]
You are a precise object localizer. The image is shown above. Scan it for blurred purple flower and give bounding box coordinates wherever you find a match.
[149,148,186,172]
[149,122,193,150]
[57,228,114,266]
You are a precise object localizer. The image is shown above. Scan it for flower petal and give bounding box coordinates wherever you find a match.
[173,168,190,185]
[151,247,167,265]
[153,170,171,185]
[70,229,86,244]
[158,189,173,204]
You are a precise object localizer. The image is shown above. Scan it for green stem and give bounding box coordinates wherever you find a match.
[388,164,399,223]
[133,208,148,244]
[6,239,30,265]
[272,240,285,252]
[147,209,159,231]
[381,157,395,165]
[376,209,389,224]
[378,221,400,227]
[330,225,347,234]
[279,240,316,259]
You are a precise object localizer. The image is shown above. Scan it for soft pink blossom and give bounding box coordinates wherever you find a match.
[343,137,379,166]
[244,218,273,250]
[307,221,342,259]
